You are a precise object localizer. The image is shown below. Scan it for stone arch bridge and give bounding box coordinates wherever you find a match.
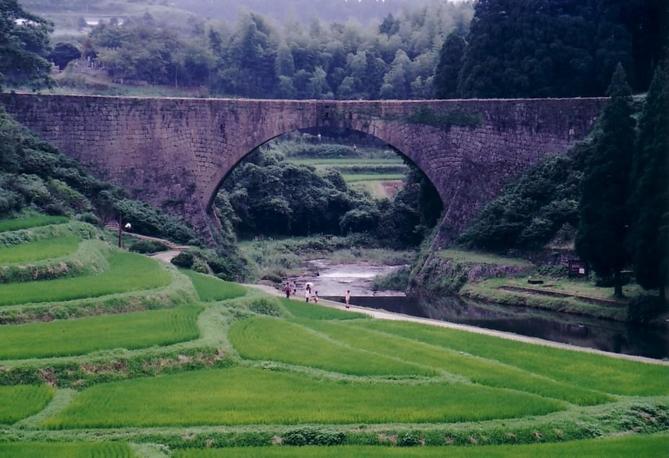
[0,94,605,244]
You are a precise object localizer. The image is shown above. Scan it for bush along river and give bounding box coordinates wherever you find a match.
[296,260,669,361]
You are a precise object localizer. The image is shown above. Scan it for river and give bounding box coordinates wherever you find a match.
[296,260,669,360]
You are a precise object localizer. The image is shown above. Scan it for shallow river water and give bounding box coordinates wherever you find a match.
[297,261,669,360]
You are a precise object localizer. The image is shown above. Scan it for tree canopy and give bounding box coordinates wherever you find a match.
[0,0,52,90]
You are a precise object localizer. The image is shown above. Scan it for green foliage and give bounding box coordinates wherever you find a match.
[576,65,635,297]
[459,149,587,252]
[372,266,410,292]
[0,250,171,306]
[181,270,246,302]
[434,32,466,99]
[43,367,562,428]
[0,0,52,90]
[175,433,669,457]
[458,0,664,97]
[114,199,196,244]
[0,305,201,360]
[0,384,52,424]
[628,61,669,299]
[128,239,168,254]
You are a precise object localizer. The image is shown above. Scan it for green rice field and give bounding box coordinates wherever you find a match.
[181,269,246,302]
[0,235,79,264]
[0,305,202,360]
[0,214,667,456]
[0,214,69,233]
[43,367,563,428]
[0,385,53,424]
[0,250,171,306]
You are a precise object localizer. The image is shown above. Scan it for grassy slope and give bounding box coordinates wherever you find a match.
[0,305,202,360]
[0,442,135,458]
[440,249,533,267]
[297,319,609,405]
[279,297,365,320]
[353,320,669,396]
[0,235,79,264]
[0,385,53,424]
[0,251,171,306]
[0,215,68,233]
[44,367,563,428]
[230,316,434,376]
[181,270,247,302]
[176,433,669,457]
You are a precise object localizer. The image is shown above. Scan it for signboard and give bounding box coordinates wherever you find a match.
[568,259,588,278]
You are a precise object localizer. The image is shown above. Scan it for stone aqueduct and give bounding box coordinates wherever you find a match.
[0,94,606,243]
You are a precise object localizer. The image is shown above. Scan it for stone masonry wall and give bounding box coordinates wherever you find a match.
[0,94,606,244]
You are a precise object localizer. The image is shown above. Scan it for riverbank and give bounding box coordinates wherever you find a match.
[250,284,669,365]
[410,248,664,323]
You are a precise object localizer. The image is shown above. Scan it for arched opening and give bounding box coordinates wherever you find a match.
[210,127,444,297]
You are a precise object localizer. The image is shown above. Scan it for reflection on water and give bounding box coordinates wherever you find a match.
[324,294,669,360]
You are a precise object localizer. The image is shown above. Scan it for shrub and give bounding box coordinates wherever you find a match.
[397,431,423,446]
[171,251,194,269]
[282,428,346,446]
[248,297,281,316]
[77,212,100,226]
[130,239,168,254]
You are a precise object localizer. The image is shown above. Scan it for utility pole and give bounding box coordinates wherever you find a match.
[117,214,123,248]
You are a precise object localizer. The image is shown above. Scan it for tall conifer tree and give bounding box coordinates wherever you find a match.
[628,60,669,303]
[576,64,635,297]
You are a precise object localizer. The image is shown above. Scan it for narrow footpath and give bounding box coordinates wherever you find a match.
[249,284,669,367]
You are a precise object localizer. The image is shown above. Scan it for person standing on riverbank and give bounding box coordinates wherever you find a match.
[283,283,291,299]
[345,290,351,309]
[305,287,310,303]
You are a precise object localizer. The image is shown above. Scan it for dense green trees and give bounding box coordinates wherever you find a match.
[0,0,52,90]
[434,32,465,99]
[628,62,669,303]
[435,0,666,98]
[576,65,636,298]
[73,2,472,99]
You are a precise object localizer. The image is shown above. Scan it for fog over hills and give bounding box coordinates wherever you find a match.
[21,0,468,24]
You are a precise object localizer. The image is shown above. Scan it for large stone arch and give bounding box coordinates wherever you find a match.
[0,94,606,244]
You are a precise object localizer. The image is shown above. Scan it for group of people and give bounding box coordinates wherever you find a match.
[282,280,352,309]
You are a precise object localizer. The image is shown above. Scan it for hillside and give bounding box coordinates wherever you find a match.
[0,213,667,456]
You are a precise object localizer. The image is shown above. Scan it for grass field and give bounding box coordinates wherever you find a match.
[0,214,69,233]
[0,251,171,306]
[0,385,53,424]
[0,215,667,455]
[0,442,135,458]
[0,305,202,360]
[0,235,79,264]
[181,270,246,302]
[44,367,563,428]
[176,433,669,457]
[279,297,365,320]
[230,316,433,376]
[353,320,669,396]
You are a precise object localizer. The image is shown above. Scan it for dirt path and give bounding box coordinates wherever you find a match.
[250,284,669,366]
[150,250,182,263]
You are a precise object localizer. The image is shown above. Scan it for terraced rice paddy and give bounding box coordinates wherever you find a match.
[0,442,134,457]
[43,366,563,428]
[0,214,68,233]
[0,385,53,424]
[0,235,79,264]
[0,250,171,306]
[176,433,669,457]
[0,305,202,360]
[182,269,246,302]
[0,214,667,456]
